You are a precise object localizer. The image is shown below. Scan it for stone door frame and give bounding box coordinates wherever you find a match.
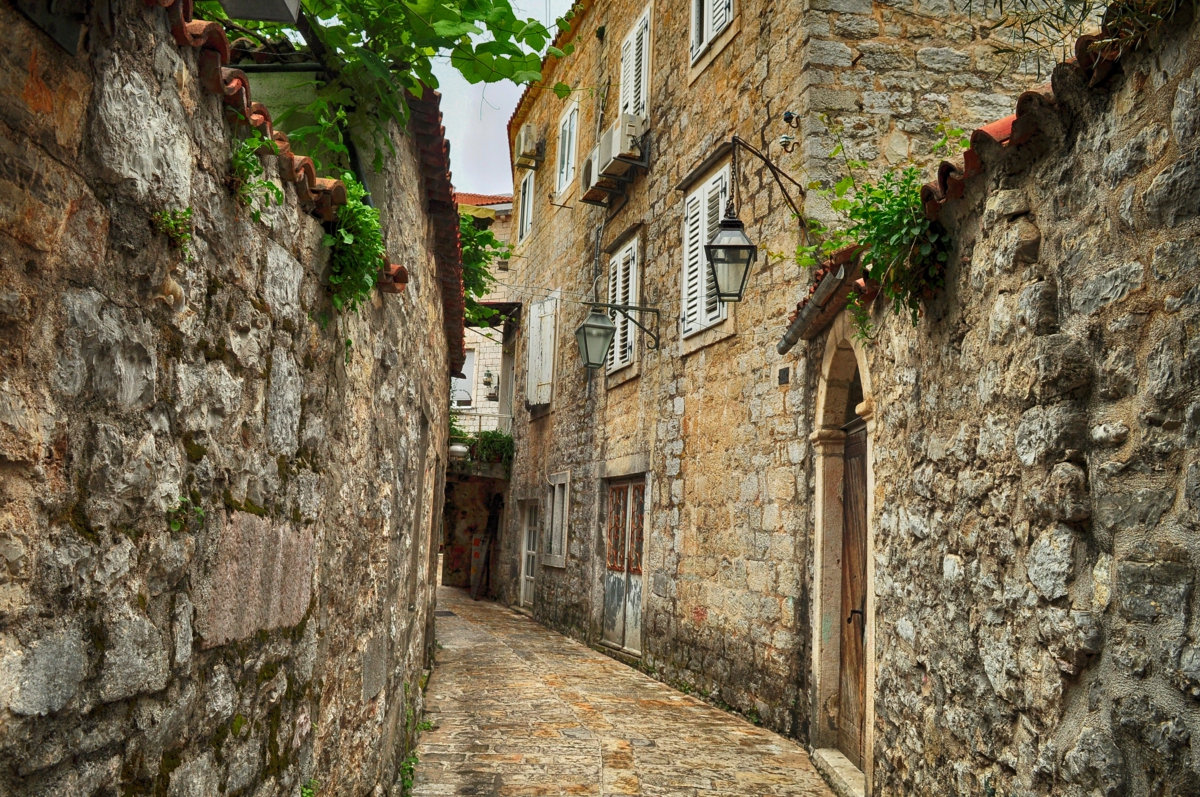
[809,312,877,794]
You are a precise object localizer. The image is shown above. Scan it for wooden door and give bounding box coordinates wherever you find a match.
[602,479,645,653]
[520,504,538,607]
[839,419,868,768]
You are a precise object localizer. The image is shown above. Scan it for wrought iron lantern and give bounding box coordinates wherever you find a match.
[704,207,758,302]
[218,0,300,23]
[574,307,618,370]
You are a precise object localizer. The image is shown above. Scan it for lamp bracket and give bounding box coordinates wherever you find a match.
[589,302,660,350]
[729,135,812,247]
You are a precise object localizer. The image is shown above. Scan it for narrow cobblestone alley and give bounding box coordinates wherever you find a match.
[414,587,835,796]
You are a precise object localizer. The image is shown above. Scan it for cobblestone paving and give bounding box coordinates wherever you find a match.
[413,586,835,797]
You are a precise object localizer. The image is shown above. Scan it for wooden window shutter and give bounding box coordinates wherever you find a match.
[633,16,649,119]
[525,298,544,404]
[525,297,557,405]
[691,0,706,58]
[710,0,730,42]
[702,169,730,327]
[607,241,638,372]
[620,35,635,116]
[681,193,704,337]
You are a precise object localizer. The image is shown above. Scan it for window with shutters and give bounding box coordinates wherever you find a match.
[620,11,651,120]
[556,104,579,195]
[451,349,475,406]
[545,471,569,568]
[606,239,639,373]
[681,165,730,338]
[517,170,534,242]
[525,295,558,408]
[690,0,732,63]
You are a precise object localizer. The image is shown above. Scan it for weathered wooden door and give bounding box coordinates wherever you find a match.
[602,479,645,654]
[520,504,538,607]
[839,418,868,768]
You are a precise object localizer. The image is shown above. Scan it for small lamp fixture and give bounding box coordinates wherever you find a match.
[705,204,758,303]
[574,307,618,370]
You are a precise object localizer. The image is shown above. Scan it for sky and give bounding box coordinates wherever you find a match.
[430,0,576,197]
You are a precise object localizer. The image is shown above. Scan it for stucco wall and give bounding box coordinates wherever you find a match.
[0,1,450,794]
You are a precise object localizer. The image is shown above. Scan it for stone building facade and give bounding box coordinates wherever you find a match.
[0,1,462,794]
[497,0,1200,793]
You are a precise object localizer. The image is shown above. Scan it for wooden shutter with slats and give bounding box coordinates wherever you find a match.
[681,166,730,337]
[607,240,638,372]
[620,12,650,119]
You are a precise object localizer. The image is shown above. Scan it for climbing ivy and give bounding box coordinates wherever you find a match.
[229,129,285,223]
[458,214,511,327]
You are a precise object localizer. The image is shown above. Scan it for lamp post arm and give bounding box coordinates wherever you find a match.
[589,303,661,350]
[730,135,812,247]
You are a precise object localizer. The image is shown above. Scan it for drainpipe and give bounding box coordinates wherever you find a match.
[776,265,844,355]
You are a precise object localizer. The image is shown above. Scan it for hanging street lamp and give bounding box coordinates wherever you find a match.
[574,307,618,370]
[573,302,661,370]
[705,206,758,302]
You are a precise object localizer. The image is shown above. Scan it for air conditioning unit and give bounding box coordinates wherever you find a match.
[598,114,648,178]
[579,146,607,204]
[514,123,540,169]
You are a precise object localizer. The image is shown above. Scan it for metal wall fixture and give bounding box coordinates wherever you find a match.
[219,0,301,23]
[574,303,661,369]
[704,135,808,303]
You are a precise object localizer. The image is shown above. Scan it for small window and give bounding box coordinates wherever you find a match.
[606,239,639,373]
[544,471,570,568]
[681,165,730,337]
[620,11,651,120]
[451,349,476,406]
[691,0,732,63]
[556,105,579,195]
[518,171,534,242]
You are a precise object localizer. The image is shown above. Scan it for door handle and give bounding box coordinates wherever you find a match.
[847,609,864,624]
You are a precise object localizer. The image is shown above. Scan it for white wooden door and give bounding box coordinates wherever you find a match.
[520,504,538,607]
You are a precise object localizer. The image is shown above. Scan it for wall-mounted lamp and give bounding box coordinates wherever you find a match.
[703,136,808,303]
[574,303,661,370]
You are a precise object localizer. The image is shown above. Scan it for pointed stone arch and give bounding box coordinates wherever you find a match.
[809,311,877,795]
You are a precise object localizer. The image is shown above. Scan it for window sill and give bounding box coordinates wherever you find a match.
[681,312,736,357]
[606,361,640,389]
[542,555,566,569]
[688,16,741,86]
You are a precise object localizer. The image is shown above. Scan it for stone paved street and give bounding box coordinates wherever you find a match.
[414,586,835,797]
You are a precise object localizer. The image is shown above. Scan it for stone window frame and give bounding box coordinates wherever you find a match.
[689,0,732,66]
[556,101,579,197]
[517,170,534,242]
[544,470,570,568]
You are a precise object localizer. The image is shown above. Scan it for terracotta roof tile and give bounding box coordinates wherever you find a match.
[454,192,512,207]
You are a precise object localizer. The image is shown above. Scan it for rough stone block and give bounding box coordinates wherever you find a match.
[1095,489,1175,535]
[1032,334,1092,400]
[983,190,1030,229]
[4,625,87,716]
[804,39,853,68]
[1030,462,1090,522]
[916,47,970,73]
[362,635,387,701]
[1144,149,1200,227]
[1062,727,1125,795]
[98,614,169,703]
[1090,422,1129,446]
[195,513,314,648]
[1172,65,1200,145]
[1071,262,1144,316]
[1102,124,1168,186]
[1027,524,1075,600]
[1097,346,1138,399]
[1017,281,1057,335]
[1152,239,1199,281]
[809,0,872,12]
[1117,557,1192,624]
[1014,404,1086,467]
[266,348,302,457]
[263,241,302,321]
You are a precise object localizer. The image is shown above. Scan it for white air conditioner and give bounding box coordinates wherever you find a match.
[579,146,604,202]
[598,114,647,178]
[514,123,540,169]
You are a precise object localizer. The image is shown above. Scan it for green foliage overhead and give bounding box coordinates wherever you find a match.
[197,0,578,166]
[458,214,511,327]
[324,172,386,313]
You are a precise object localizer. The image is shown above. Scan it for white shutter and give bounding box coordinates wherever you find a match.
[607,241,638,372]
[702,169,729,327]
[681,193,704,337]
[545,471,569,567]
[557,118,569,192]
[620,36,635,116]
[537,296,557,405]
[633,16,649,119]
[710,0,730,41]
[525,299,544,403]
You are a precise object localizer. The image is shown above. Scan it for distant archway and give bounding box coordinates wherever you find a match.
[809,312,877,793]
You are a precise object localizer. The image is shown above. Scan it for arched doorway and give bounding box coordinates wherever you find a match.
[810,313,876,791]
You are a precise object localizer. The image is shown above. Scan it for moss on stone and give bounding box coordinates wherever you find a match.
[182,431,208,463]
[241,497,268,517]
[257,660,279,685]
[56,474,97,543]
[231,713,247,737]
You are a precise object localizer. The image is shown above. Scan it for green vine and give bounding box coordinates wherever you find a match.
[301,779,319,797]
[323,172,385,313]
[152,207,195,262]
[799,117,953,340]
[229,129,285,223]
[167,497,205,533]
[458,214,511,327]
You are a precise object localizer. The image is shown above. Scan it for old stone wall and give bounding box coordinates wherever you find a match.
[0,1,451,795]
[855,13,1200,795]
[499,0,1037,740]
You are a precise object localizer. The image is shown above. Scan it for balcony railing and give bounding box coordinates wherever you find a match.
[450,408,513,435]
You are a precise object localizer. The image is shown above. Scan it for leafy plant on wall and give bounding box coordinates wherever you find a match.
[228,129,285,223]
[324,173,386,313]
[796,118,955,342]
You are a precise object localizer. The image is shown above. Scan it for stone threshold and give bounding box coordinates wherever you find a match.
[812,748,866,797]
